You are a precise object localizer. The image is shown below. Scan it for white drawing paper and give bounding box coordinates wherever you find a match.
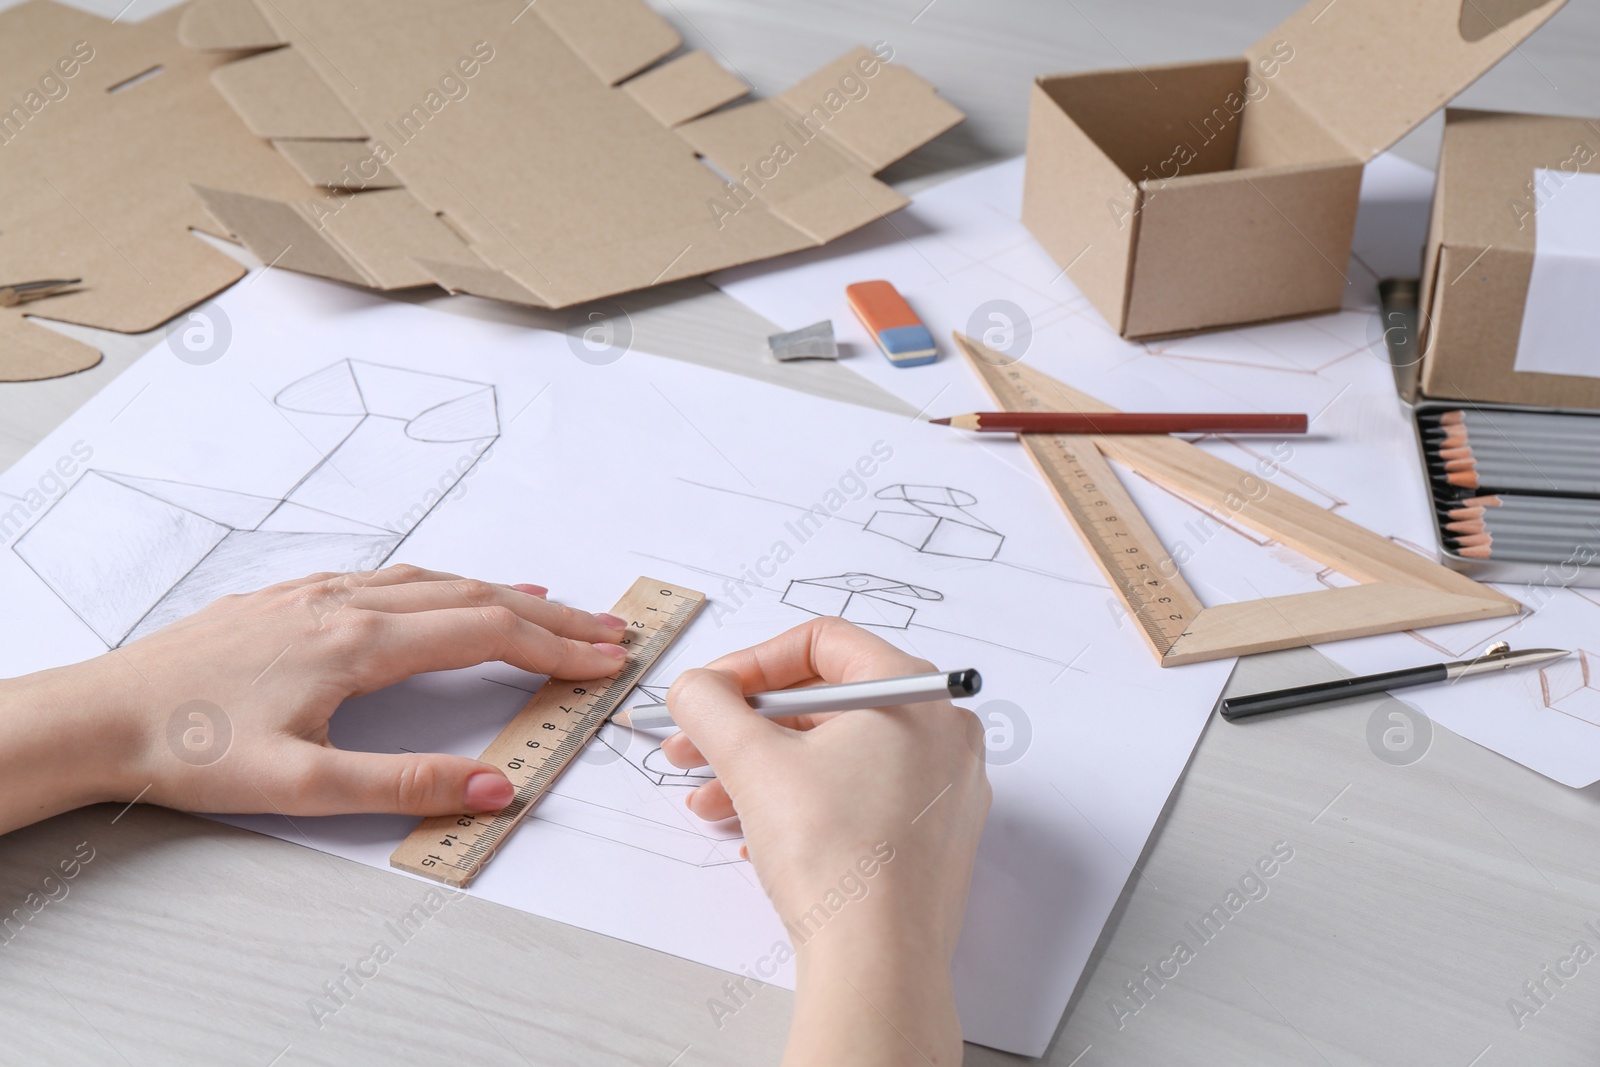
[1514,168,1600,380]
[0,269,1233,1056]
[713,154,1446,613]
[714,154,1600,787]
[1316,583,1600,788]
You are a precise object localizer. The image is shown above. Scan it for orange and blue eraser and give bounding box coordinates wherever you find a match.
[845,280,937,367]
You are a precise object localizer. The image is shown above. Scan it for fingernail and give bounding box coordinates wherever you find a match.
[514,584,549,597]
[594,612,626,630]
[594,642,628,657]
[464,772,514,811]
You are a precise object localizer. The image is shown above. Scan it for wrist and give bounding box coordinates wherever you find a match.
[788,894,949,970]
[0,658,149,833]
[786,911,962,1066]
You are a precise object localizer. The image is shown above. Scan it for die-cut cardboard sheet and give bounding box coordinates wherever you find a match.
[180,0,963,310]
[0,1,318,382]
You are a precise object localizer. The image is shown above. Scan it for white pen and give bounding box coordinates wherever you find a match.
[611,669,982,730]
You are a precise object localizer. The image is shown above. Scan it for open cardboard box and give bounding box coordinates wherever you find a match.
[1416,108,1600,408]
[1022,0,1567,339]
[178,0,963,310]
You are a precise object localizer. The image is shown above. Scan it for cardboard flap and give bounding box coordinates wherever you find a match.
[775,48,963,173]
[0,317,103,384]
[210,45,366,139]
[193,186,374,287]
[535,0,680,86]
[316,190,477,290]
[676,98,898,236]
[622,50,749,126]
[768,173,907,243]
[417,255,552,308]
[1461,0,1559,40]
[184,2,959,310]
[0,0,317,380]
[274,139,400,189]
[1246,0,1568,161]
[178,0,284,51]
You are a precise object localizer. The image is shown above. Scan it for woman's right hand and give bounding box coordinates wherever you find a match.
[660,618,990,1066]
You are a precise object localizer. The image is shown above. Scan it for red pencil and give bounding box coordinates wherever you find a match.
[930,412,1308,435]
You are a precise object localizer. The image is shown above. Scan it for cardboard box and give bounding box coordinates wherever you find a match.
[179,0,963,309]
[0,1,319,381]
[1418,108,1600,408]
[1022,0,1567,339]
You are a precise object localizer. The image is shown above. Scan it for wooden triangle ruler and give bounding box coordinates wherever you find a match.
[952,332,1520,666]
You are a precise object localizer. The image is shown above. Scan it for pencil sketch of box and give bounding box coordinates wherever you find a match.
[864,484,1004,561]
[1542,649,1600,725]
[14,360,499,647]
[781,572,943,629]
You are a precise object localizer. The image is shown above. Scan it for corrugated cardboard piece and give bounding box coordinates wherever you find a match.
[180,0,963,310]
[0,1,318,381]
[1022,0,1567,339]
[1418,108,1600,408]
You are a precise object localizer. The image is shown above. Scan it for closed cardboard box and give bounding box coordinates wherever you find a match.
[1419,108,1600,408]
[1022,0,1567,339]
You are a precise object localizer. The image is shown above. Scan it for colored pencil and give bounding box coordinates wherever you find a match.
[1427,409,1600,433]
[1423,408,1600,565]
[1446,494,1600,514]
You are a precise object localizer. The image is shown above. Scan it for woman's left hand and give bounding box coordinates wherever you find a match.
[0,565,629,834]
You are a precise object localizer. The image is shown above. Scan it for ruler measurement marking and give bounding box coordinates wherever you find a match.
[959,338,1201,658]
[390,578,705,886]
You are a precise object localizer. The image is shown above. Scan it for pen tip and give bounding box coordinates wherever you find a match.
[929,417,951,426]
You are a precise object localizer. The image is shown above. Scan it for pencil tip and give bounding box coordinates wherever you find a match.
[929,417,951,426]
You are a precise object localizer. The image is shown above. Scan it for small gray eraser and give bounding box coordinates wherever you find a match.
[768,320,838,361]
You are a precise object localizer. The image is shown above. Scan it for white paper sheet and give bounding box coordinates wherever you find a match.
[714,154,1600,787]
[1514,168,1600,380]
[713,154,1443,613]
[1317,583,1600,787]
[0,269,1232,1056]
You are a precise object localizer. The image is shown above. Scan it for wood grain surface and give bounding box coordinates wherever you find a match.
[4,1,1600,1064]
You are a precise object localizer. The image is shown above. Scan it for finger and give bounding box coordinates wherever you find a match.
[345,579,623,640]
[659,730,703,769]
[660,708,832,770]
[252,570,358,596]
[342,563,469,588]
[325,564,473,591]
[337,607,628,694]
[705,617,932,694]
[288,747,516,816]
[665,668,786,779]
[254,565,473,604]
[685,778,737,822]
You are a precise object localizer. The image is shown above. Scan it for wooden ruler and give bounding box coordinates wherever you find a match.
[953,333,1203,659]
[391,577,704,887]
[952,332,1516,665]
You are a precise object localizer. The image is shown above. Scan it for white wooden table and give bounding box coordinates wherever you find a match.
[5,1,1600,1063]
